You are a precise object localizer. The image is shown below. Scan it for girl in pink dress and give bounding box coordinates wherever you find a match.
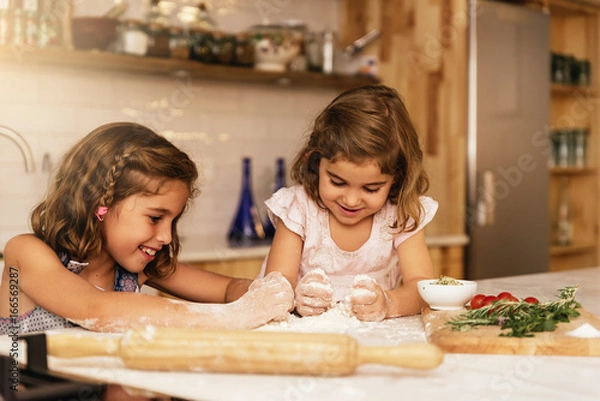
[262,85,438,322]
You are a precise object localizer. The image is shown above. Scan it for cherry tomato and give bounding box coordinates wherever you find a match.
[470,294,487,309]
[482,295,498,307]
[524,296,539,304]
[497,291,519,302]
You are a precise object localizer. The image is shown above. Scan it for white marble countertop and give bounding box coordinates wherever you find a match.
[178,233,470,262]
[3,266,598,401]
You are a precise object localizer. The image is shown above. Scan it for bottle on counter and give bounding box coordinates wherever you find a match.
[263,158,286,240]
[228,157,266,248]
[554,177,572,246]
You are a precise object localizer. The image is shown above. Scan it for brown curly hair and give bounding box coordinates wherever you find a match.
[290,85,429,232]
[30,122,199,278]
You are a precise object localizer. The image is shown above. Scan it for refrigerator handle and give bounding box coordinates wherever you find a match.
[477,170,495,226]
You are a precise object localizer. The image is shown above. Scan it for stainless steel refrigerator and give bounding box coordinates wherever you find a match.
[466,0,550,279]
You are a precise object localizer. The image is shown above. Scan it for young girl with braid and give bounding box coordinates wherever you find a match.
[261,85,437,322]
[0,122,293,334]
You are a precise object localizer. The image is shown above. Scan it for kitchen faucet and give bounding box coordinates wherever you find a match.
[0,125,35,173]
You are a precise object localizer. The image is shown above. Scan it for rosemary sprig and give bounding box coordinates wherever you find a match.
[447,286,581,337]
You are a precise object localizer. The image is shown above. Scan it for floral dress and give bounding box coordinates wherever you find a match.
[260,185,438,301]
[0,253,140,334]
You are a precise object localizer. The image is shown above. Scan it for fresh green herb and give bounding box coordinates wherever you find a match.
[433,275,463,286]
[447,286,581,337]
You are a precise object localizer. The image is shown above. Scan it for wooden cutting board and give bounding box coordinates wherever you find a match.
[421,307,600,356]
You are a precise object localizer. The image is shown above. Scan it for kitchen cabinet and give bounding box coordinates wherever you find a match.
[187,257,265,280]
[184,242,467,283]
[0,45,377,90]
[548,0,599,271]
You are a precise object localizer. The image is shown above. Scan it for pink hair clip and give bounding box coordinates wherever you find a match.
[96,206,108,221]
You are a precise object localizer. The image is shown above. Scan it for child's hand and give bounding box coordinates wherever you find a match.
[349,275,390,322]
[294,269,334,317]
[244,271,294,323]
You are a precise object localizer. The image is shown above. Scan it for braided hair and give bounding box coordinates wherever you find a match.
[30,122,199,278]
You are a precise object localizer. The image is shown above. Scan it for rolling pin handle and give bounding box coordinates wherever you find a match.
[358,343,444,370]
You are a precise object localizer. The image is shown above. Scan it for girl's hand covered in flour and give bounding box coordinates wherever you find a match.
[350,275,390,322]
[294,269,334,317]
[238,272,294,326]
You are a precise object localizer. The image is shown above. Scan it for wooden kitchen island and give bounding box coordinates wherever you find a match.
[3,267,598,401]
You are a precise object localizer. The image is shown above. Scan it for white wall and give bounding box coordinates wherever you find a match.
[0,0,341,252]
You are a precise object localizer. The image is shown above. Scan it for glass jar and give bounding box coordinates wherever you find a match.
[169,26,190,59]
[189,28,214,63]
[234,32,254,67]
[578,59,591,86]
[551,52,565,84]
[120,19,148,56]
[306,31,323,72]
[146,22,170,58]
[550,129,569,167]
[212,31,235,65]
[571,128,588,167]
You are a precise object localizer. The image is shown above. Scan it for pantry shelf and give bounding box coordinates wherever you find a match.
[550,83,597,97]
[550,167,596,176]
[0,46,378,90]
[550,242,597,256]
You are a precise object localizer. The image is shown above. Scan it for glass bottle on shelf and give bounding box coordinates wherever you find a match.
[263,158,286,239]
[12,0,25,46]
[144,0,170,27]
[554,177,572,246]
[192,2,216,31]
[22,0,38,47]
[38,0,60,48]
[0,0,11,46]
[228,158,266,247]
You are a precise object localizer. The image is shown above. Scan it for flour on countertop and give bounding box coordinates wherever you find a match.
[566,323,600,338]
[257,302,427,346]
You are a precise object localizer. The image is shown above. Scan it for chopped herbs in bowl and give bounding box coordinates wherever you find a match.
[418,277,477,310]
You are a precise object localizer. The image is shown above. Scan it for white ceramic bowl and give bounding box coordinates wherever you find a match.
[418,279,477,310]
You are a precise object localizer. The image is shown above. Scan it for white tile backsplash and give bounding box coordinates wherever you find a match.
[0,44,342,255]
[0,0,344,253]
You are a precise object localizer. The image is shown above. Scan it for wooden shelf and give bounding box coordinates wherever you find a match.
[548,0,600,272]
[551,83,597,97]
[550,166,596,175]
[0,45,378,90]
[550,242,597,256]
[548,0,600,15]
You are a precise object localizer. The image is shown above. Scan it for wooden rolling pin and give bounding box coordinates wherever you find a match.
[47,327,444,376]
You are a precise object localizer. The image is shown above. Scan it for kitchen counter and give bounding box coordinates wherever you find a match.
[3,266,598,401]
[178,233,470,262]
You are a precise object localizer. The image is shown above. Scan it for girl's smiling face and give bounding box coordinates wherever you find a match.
[318,157,393,227]
[100,180,190,273]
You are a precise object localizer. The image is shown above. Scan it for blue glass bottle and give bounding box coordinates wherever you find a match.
[227,157,265,247]
[263,158,286,240]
